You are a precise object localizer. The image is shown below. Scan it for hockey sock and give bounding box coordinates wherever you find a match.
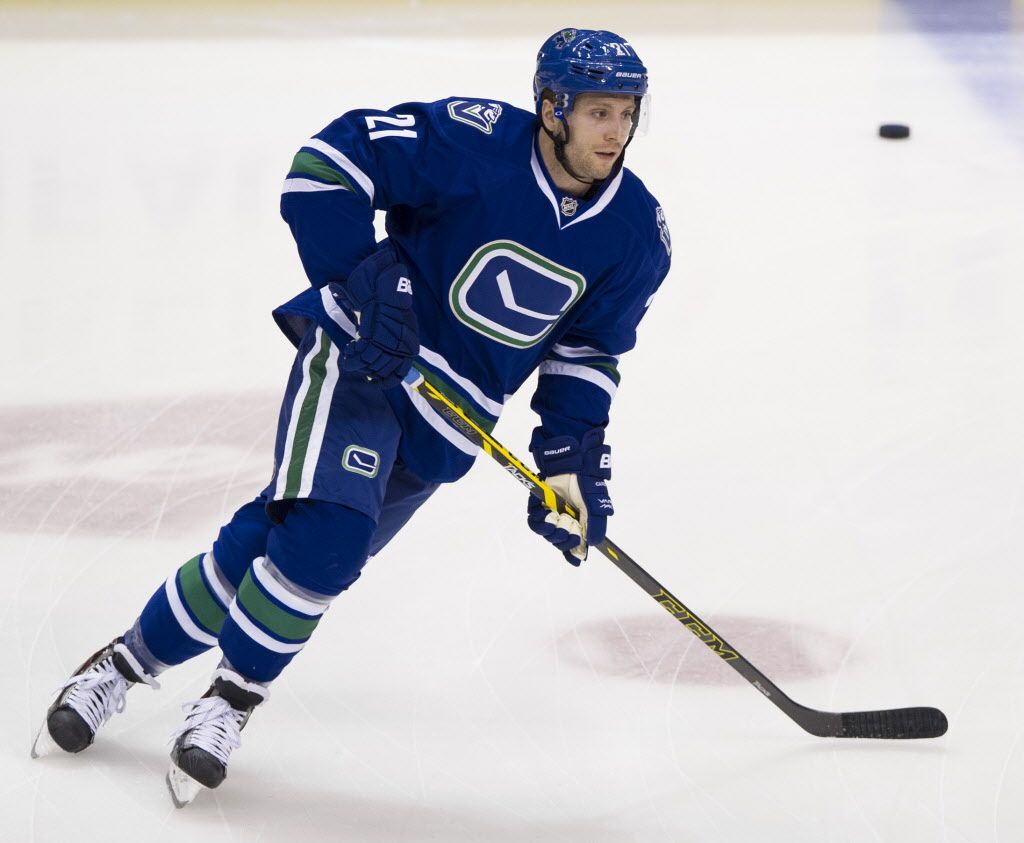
[127,551,233,674]
[216,500,375,682]
[123,498,275,674]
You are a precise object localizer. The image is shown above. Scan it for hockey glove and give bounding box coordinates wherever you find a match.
[341,248,419,389]
[526,427,614,566]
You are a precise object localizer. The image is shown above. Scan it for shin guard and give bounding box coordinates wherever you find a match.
[217,500,375,682]
[125,498,274,674]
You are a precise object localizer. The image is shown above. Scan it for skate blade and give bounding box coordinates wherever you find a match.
[166,764,205,808]
[31,722,60,759]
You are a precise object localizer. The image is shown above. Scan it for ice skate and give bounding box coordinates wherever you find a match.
[32,638,158,758]
[166,668,267,807]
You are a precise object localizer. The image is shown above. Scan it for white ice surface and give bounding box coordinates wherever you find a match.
[1,5,1023,842]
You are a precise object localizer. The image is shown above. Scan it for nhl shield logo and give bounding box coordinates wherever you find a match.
[560,196,578,217]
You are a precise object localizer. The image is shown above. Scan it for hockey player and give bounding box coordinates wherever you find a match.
[32,28,671,806]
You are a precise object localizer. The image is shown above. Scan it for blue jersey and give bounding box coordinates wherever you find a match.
[274,98,672,484]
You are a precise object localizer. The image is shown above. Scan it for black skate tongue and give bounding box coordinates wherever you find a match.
[111,650,144,684]
[210,677,265,712]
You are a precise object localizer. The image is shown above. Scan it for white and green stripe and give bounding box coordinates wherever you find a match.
[302,138,375,203]
[274,327,340,501]
[418,345,506,417]
[236,571,321,643]
[227,601,306,655]
[163,576,219,647]
[283,178,352,194]
[252,557,331,617]
[551,342,620,363]
[538,359,619,400]
[402,380,480,456]
[228,559,330,656]
[201,551,235,606]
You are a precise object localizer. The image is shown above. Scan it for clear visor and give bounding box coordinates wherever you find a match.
[631,93,652,137]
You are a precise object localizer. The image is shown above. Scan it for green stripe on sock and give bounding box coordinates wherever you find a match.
[284,331,333,498]
[236,571,321,642]
[177,555,226,635]
[288,151,354,191]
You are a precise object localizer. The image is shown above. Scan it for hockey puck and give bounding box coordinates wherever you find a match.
[879,123,910,139]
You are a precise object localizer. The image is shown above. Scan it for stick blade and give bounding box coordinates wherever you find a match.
[838,706,948,739]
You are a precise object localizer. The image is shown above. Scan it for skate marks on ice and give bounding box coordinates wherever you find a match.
[0,392,277,536]
[156,779,667,843]
[557,614,850,685]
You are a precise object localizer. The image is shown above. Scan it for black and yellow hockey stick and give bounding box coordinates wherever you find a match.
[403,367,947,739]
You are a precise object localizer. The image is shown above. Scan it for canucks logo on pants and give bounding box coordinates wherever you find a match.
[449,240,586,348]
[342,445,381,478]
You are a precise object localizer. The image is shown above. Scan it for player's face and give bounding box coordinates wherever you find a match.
[564,94,636,180]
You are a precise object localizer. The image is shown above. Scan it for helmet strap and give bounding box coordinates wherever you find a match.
[541,120,593,185]
[538,95,639,201]
[541,119,619,202]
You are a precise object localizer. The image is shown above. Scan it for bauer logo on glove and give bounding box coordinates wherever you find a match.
[526,427,613,565]
[340,247,420,389]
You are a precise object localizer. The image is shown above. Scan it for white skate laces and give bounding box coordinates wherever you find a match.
[170,697,246,767]
[56,659,130,737]
[165,669,267,806]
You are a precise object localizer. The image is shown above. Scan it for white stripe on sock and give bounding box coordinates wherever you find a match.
[164,577,219,647]
[201,552,233,608]
[252,557,330,618]
[228,602,306,655]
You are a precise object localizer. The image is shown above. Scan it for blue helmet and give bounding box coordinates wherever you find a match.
[533,28,649,121]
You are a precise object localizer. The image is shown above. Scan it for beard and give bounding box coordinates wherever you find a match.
[563,143,620,183]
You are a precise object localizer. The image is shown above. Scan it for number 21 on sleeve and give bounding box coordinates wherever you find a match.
[365,114,417,140]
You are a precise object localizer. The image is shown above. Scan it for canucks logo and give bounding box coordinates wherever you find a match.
[342,445,380,478]
[447,100,503,135]
[449,241,586,348]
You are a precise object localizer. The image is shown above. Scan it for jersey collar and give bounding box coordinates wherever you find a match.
[530,135,624,231]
